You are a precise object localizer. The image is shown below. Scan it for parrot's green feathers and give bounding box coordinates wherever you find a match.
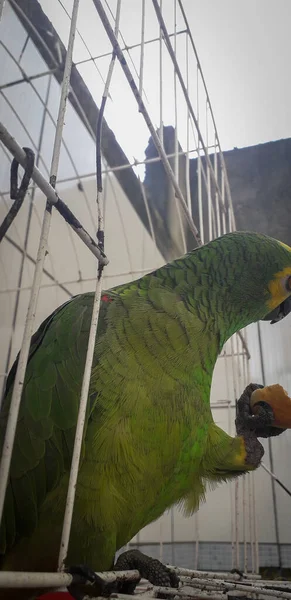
[0,293,107,555]
[1,231,291,570]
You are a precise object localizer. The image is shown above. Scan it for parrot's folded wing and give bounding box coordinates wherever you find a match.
[0,292,105,556]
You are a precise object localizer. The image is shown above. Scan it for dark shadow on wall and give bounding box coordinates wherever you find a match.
[190,138,291,246]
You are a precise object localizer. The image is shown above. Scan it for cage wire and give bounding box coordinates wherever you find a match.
[0,0,289,595]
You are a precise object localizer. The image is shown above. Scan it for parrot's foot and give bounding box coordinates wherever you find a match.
[65,564,105,599]
[236,383,286,439]
[114,549,180,594]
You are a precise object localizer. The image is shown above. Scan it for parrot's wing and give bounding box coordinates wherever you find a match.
[0,292,108,555]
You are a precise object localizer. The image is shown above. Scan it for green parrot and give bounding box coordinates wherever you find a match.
[1,231,291,599]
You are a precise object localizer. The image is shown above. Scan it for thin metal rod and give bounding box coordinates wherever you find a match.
[2,235,73,297]
[0,122,108,265]
[168,566,261,580]
[251,471,259,574]
[257,322,282,571]
[0,68,56,91]
[0,262,160,295]
[0,0,80,529]
[58,0,119,567]
[243,475,247,573]
[92,0,200,245]
[159,514,163,562]
[1,145,210,195]
[177,0,234,217]
[159,0,163,146]
[0,88,48,174]
[0,0,5,21]
[197,147,203,243]
[0,38,97,229]
[139,0,146,98]
[261,462,291,498]
[0,75,52,402]
[139,178,157,248]
[214,138,221,237]
[173,579,291,599]
[75,29,187,66]
[0,569,139,589]
[170,506,175,565]
[173,0,179,182]
[185,33,191,215]
[221,168,226,235]
[152,0,227,216]
[205,100,212,242]
[234,479,239,569]
[248,473,255,574]
[194,512,199,570]
[58,273,104,568]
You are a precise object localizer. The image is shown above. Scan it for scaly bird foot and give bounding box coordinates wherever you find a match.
[114,549,180,595]
[236,383,286,439]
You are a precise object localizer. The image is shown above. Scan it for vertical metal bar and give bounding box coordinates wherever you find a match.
[171,506,175,565]
[235,479,239,569]
[159,0,163,145]
[194,512,199,570]
[257,322,282,571]
[139,177,157,248]
[214,138,221,237]
[93,0,200,243]
[197,146,203,243]
[206,101,212,242]
[58,274,104,568]
[185,33,191,215]
[242,351,248,573]
[58,0,122,567]
[248,473,254,573]
[171,0,186,254]
[0,0,80,526]
[221,168,226,235]
[139,0,146,98]
[196,65,204,244]
[159,514,164,562]
[243,476,247,573]
[173,0,179,181]
[0,74,52,407]
[0,0,5,21]
[251,471,259,574]
[228,206,232,234]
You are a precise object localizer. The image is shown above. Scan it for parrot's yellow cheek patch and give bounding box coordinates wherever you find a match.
[279,241,291,253]
[267,267,291,310]
[251,384,291,429]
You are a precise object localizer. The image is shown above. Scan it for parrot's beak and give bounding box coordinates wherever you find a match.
[262,295,291,324]
[251,385,291,429]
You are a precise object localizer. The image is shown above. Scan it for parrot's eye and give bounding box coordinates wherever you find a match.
[286,276,291,292]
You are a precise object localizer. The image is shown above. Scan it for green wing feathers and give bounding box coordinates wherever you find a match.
[0,293,102,555]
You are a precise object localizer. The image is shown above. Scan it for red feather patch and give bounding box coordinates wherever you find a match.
[101,294,113,303]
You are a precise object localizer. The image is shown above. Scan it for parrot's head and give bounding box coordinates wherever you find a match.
[246,235,291,325]
[205,231,291,336]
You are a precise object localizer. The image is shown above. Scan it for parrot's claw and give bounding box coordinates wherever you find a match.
[114,549,180,594]
[236,383,280,438]
[65,564,105,600]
